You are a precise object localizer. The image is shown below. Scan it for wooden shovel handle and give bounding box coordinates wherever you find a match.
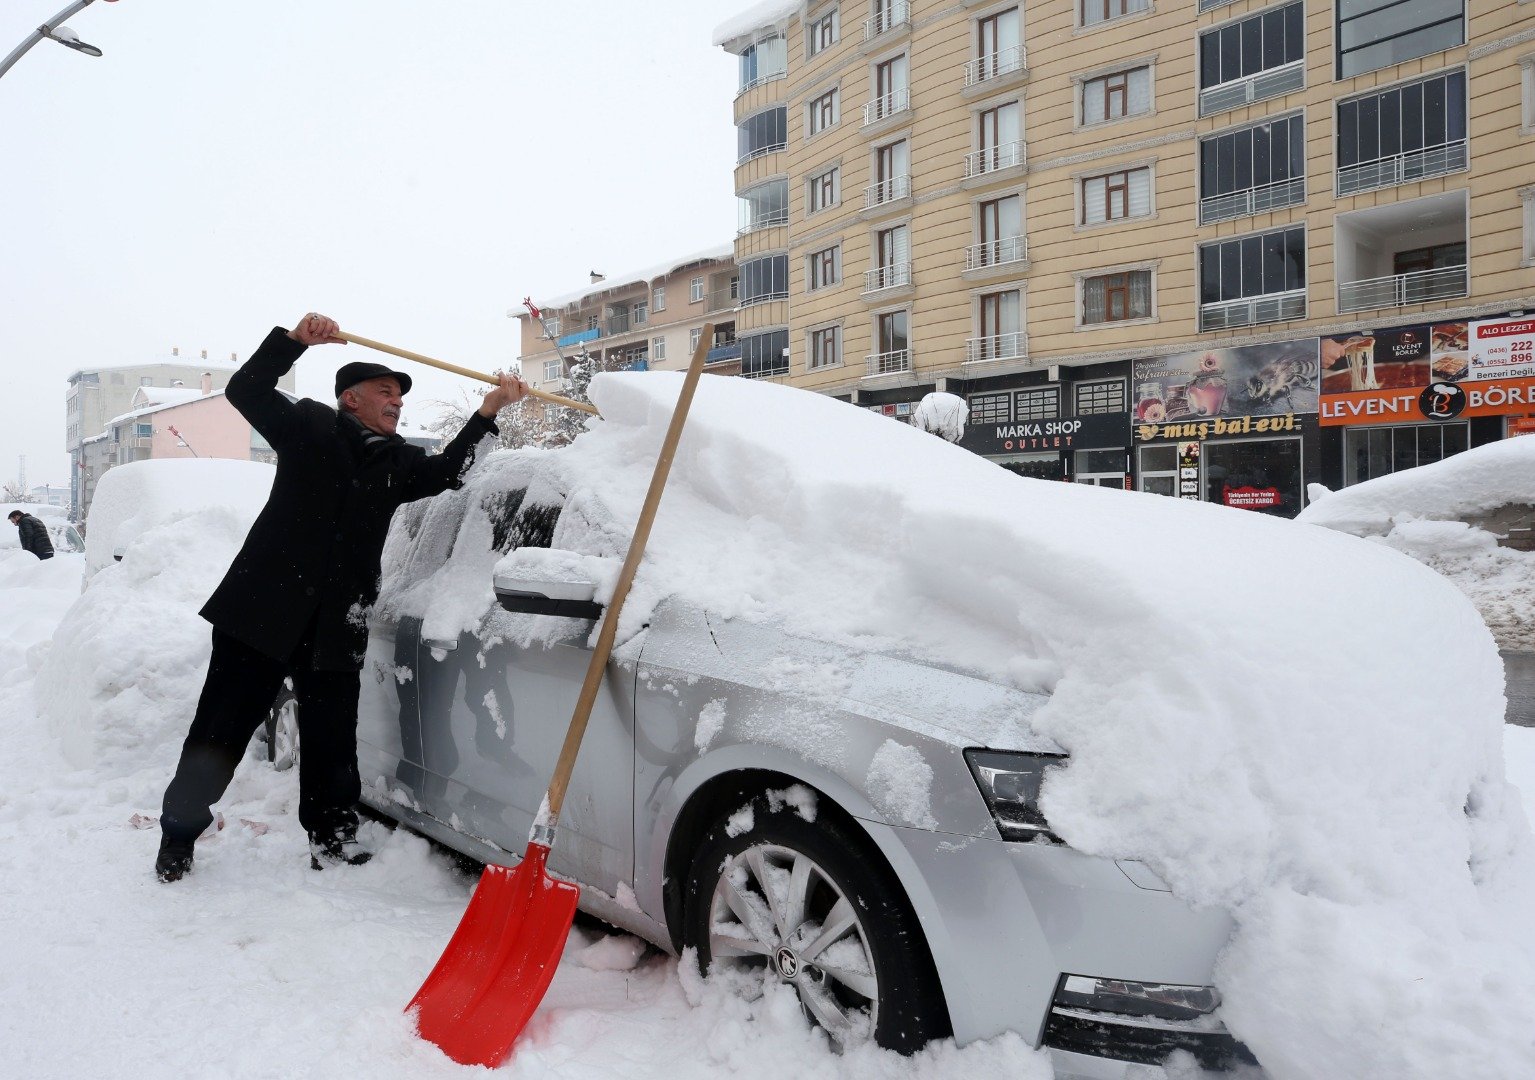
[335,331,600,416]
[544,322,715,824]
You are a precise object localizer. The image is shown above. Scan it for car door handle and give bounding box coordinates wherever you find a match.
[423,637,458,653]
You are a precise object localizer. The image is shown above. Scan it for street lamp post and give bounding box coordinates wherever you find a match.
[0,0,114,82]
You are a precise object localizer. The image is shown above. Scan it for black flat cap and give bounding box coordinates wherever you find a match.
[334,361,412,398]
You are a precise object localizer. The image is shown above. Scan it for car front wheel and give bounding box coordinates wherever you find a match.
[682,793,949,1053]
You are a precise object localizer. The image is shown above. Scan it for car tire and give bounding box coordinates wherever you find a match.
[264,682,299,772]
[681,792,949,1054]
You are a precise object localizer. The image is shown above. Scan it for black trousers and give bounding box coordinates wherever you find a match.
[160,627,362,844]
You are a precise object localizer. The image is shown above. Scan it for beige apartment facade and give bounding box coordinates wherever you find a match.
[515,246,741,402]
[718,0,1535,515]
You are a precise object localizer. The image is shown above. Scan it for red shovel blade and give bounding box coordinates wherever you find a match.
[407,841,580,1067]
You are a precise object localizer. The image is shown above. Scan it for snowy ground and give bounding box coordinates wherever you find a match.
[0,549,1050,1080]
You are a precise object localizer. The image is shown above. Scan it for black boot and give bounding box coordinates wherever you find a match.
[308,829,372,871]
[155,836,195,883]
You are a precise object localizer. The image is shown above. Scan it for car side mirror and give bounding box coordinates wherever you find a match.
[493,570,605,621]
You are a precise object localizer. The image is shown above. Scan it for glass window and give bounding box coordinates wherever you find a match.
[808,246,840,290]
[738,179,789,232]
[876,309,909,354]
[1337,0,1465,79]
[739,255,789,306]
[1199,226,1305,302]
[807,6,839,57]
[739,35,787,91]
[690,278,704,302]
[1082,168,1151,224]
[808,90,839,136]
[652,336,666,361]
[1083,67,1152,124]
[690,327,702,351]
[1203,437,1303,516]
[809,325,841,369]
[1200,2,1304,89]
[1083,271,1152,323]
[741,329,790,378]
[737,107,787,163]
[1082,0,1149,28]
[652,287,665,312]
[1336,70,1466,169]
[543,359,561,382]
[1344,422,1469,484]
[807,166,839,213]
[1200,114,1305,197]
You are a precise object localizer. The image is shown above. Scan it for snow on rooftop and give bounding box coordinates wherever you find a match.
[712,0,800,46]
[536,242,735,311]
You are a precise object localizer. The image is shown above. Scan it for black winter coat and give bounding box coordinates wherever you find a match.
[200,328,498,671]
[15,513,55,559]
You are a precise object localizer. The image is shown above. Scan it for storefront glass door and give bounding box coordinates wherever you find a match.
[1203,437,1302,516]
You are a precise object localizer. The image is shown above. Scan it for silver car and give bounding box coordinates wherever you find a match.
[356,469,1254,1076]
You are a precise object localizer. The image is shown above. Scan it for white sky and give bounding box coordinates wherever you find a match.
[0,0,739,489]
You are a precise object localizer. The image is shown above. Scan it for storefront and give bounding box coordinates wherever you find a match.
[1317,314,1534,486]
[959,365,1133,485]
[1132,340,1319,517]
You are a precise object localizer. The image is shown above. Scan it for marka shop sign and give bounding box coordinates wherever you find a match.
[1136,413,1300,443]
[962,411,1128,455]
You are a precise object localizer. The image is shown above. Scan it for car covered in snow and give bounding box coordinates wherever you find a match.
[356,373,1512,1076]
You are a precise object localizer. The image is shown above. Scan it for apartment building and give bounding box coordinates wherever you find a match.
[716,0,1535,515]
[64,349,296,518]
[515,246,741,401]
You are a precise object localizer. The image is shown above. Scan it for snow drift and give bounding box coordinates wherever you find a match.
[380,370,1534,1078]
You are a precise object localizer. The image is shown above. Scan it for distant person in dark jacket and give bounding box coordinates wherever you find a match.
[155,312,527,882]
[8,510,55,560]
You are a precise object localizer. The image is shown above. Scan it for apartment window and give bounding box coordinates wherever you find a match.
[653,286,666,313]
[1337,0,1464,79]
[1199,226,1307,328]
[972,289,1024,362]
[969,392,1012,424]
[874,309,910,368]
[738,107,788,162]
[1082,0,1149,28]
[738,179,789,233]
[976,8,1023,82]
[869,55,909,123]
[543,359,562,382]
[1336,70,1467,195]
[690,278,705,302]
[1082,167,1151,225]
[808,246,841,290]
[1015,387,1060,421]
[633,299,648,326]
[690,327,703,352]
[652,336,667,362]
[544,315,562,337]
[139,376,153,386]
[134,422,153,439]
[970,101,1023,175]
[1200,113,1306,223]
[807,166,840,213]
[975,194,1024,268]
[1393,241,1465,277]
[809,325,842,369]
[587,314,600,331]
[1075,380,1128,414]
[807,6,839,57]
[1083,67,1151,124]
[1083,271,1152,324]
[808,89,840,136]
[740,254,789,306]
[741,329,790,378]
[870,224,911,290]
[739,35,787,92]
[1199,3,1304,115]
[872,140,910,204]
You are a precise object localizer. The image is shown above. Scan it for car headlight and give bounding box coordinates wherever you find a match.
[964,748,1067,843]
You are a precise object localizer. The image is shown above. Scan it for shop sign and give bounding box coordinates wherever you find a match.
[1322,375,1535,424]
[1468,317,1535,382]
[1136,412,1301,443]
[1133,340,1319,427]
[1177,441,1200,499]
[960,411,1129,456]
[1320,322,1465,394]
[1222,485,1281,509]
[1509,417,1535,437]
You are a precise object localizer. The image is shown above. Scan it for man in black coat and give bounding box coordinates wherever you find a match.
[155,312,527,882]
[8,510,56,560]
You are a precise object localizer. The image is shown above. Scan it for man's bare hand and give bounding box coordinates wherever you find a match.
[478,372,529,417]
[287,313,346,347]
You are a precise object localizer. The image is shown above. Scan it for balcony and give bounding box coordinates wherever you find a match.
[556,327,601,348]
[1198,289,1307,332]
[866,349,912,377]
[706,287,738,314]
[863,87,911,130]
[963,140,1026,181]
[736,141,787,165]
[1198,60,1303,118]
[964,332,1028,364]
[863,262,912,295]
[863,174,912,211]
[737,69,786,97]
[863,1,910,43]
[1336,140,1468,198]
[706,341,742,364]
[740,289,789,309]
[963,45,1027,91]
[606,313,631,335]
[1199,177,1307,226]
[737,209,789,236]
[964,236,1028,272]
[1338,266,1468,314]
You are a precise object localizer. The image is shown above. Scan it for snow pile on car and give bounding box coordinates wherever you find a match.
[1298,437,1535,650]
[384,370,1534,1078]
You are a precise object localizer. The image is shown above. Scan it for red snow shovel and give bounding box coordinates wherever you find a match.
[405,322,716,1067]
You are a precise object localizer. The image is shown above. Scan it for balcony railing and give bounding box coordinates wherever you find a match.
[706,341,742,364]
[1338,265,1469,314]
[965,332,1028,364]
[964,236,1028,271]
[737,209,789,235]
[1199,177,1307,226]
[736,141,787,165]
[706,287,738,313]
[1198,60,1304,118]
[866,348,912,376]
[963,140,1026,179]
[1198,288,1307,332]
[863,262,913,294]
[1198,0,1241,9]
[963,44,1026,89]
[864,174,912,209]
[606,313,630,335]
[1336,140,1468,197]
[556,327,601,348]
[863,87,911,127]
[737,69,786,96]
[739,289,789,309]
[864,1,910,41]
